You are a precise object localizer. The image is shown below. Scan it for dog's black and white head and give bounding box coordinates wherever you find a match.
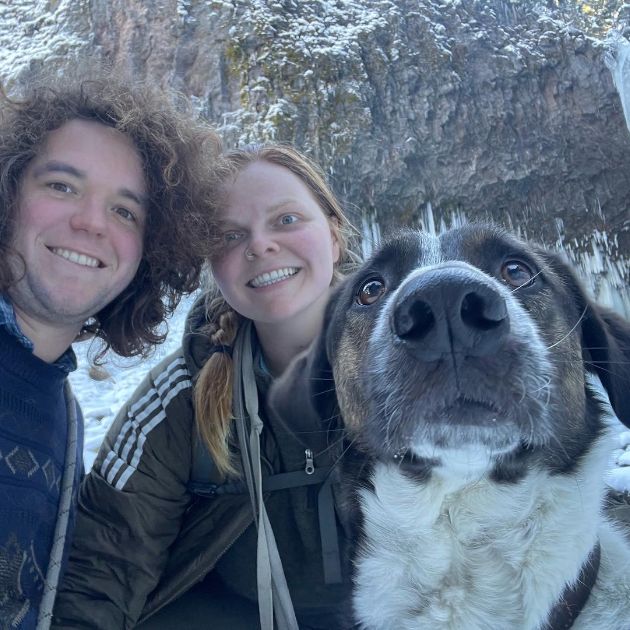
[272,224,630,484]
[271,224,630,629]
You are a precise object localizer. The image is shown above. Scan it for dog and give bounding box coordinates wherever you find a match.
[270,224,630,630]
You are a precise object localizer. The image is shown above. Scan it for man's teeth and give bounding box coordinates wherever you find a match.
[51,247,100,268]
[249,267,298,288]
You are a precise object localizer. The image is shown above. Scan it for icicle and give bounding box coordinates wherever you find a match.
[605,34,630,133]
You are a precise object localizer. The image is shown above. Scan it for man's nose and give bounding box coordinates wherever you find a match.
[69,196,107,235]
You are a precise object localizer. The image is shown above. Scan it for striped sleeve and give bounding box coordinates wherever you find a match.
[53,349,197,628]
[98,355,191,490]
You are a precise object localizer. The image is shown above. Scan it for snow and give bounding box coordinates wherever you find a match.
[215,0,403,147]
[69,291,630,494]
[0,1,87,85]
[610,429,630,493]
[70,292,198,471]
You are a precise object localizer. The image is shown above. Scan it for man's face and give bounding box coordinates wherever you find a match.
[8,118,147,336]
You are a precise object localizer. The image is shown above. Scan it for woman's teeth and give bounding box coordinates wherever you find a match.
[51,247,101,268]
[249,267,298,288]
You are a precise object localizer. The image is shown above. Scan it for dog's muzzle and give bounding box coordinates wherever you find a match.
[360,261,551,465]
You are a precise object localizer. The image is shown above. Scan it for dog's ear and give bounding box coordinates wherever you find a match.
[541,249,630,427]
[268,307,341,454]
[581,302,630,427]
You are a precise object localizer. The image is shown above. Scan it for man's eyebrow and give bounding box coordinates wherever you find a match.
[217,219,243,230]
[32,160,84,179]
[119,188,148,208]
[32,160,148,207]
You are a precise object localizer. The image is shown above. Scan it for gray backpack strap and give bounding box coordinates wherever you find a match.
[188,329,344,589]
[318,475,343,584]
[233,321,299,630]
[36,381,79,629]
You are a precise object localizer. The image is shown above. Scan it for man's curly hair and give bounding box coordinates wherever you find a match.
[0,71,221,359]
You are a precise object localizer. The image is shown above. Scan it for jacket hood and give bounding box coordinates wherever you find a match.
[181,290,217,379]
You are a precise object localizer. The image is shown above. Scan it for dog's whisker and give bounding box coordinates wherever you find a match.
[546,430,573,464]
[583,360,630,367]
[527,376,552,396]
[509,267,545,294]
[321,433,356,471]
[290,428,345,436]
[546,306,588,349]
[522,410,536,448]
[317,432,348,460]
[583,363,630,381]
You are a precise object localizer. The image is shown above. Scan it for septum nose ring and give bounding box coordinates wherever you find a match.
[245,248,255,260]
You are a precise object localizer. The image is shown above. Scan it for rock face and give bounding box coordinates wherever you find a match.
[1,0,628,314]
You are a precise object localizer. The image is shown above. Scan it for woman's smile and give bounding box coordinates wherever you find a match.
[247,267,300,288]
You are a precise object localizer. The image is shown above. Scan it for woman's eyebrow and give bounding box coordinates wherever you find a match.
[219,199,302,227]
[268,199,299,211]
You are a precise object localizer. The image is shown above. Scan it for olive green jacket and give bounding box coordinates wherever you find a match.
[52,296,348,629]
[51,298,255,628]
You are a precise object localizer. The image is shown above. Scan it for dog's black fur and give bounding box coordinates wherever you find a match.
[271,224,630,629]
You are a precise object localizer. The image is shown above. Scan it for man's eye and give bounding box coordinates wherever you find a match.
[223,231,243,243]
[113,207,136,223]
[279,214,299,225]
[48,182,73,194]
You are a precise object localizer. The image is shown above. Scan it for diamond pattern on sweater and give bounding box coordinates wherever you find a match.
[5,447,40,478]
[41,458,59,490]
[0,534,32,629]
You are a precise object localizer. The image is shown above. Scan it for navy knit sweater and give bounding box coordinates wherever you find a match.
[0,326,83,628]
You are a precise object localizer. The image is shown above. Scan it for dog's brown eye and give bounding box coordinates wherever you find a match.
[501,260,535,288]
[357,278,386,305]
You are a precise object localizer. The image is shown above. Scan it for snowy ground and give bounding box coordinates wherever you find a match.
[69,292,199,471]
[69,292,630,493]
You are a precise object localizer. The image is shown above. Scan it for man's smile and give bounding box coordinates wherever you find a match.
[48,246,103,268]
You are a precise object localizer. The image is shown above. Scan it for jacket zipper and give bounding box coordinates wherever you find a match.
[305,448,315,475]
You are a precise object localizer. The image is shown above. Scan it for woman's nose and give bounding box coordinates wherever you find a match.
[246,231,280,258]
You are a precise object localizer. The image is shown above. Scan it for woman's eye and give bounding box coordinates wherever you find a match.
[48,182,73,194]
[356,278,387,305]
[501,260,535,288]
[279,214,299,225]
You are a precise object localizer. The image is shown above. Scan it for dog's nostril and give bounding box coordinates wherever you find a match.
[395,300,435,339]
[461,292,507,331]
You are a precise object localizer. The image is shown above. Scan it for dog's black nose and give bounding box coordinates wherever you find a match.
[392,265,509,360]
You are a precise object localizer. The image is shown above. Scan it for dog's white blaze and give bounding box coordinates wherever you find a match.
[353,430,628,630]
[416,232,443,267]
[370,263,446,370]
[370,290,398,368]
[370,240,444,370]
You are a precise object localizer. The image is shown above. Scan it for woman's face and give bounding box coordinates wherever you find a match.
[211,160,340,329]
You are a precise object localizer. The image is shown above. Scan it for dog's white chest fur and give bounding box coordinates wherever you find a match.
[352,437,630,630]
